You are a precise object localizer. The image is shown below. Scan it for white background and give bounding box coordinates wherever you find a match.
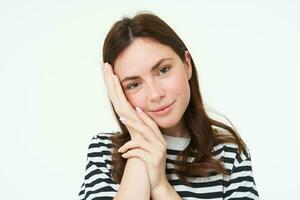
[0,0,299,199]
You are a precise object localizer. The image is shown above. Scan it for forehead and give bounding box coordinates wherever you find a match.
[114,37,178,75]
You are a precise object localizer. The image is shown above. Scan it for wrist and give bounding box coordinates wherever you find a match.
[151,180,171,199]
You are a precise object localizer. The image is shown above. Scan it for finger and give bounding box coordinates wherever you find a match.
[103,63,137,121]
[112,74,128,106]
[112,74,138,119]
[135,107,167,147]
[102,62,114,98]
[120,118,160,144]
[118,138,159,155]
[122,148,152,164]
[110,67,143,123]
[102,62,118,105]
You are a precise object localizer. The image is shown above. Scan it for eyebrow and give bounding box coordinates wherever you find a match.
[121,57,173,84]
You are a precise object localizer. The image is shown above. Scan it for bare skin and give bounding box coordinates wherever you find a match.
[102,61,182,199]
[101,37,192,199]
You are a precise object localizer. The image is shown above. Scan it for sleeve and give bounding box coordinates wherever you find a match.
[224,147,259,200]
[78,133,118,200]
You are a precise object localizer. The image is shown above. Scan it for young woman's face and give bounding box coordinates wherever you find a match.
[114,37,192,130]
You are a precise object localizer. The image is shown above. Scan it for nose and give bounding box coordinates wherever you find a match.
[148,81,165,102]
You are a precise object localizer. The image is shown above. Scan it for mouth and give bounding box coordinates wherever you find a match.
[150,100,175,115]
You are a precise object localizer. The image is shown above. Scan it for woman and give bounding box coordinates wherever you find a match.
[78,11,259,200]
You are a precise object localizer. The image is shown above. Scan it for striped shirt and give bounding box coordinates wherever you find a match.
[78,132,259,200]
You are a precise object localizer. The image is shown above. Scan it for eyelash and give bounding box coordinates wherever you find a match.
[126,66,171,90]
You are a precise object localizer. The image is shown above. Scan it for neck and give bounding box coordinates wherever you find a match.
[160,119,190,138]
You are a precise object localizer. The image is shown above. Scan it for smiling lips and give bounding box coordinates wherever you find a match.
[150,100,175,112]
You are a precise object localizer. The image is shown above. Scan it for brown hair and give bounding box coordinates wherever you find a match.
[102,11,248,186]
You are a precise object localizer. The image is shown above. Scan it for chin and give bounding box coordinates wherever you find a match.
[154,117,179,129]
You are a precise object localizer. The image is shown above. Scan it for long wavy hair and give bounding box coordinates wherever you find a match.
[102,11,248,186]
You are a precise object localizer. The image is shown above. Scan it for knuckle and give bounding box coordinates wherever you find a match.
[132,138,143,145]
[163,141,168,148]
[154,157,161,166]
[160,143,167,151]
[161,148,167,156]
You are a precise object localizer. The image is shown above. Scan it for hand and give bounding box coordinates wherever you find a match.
[117,107,170,197]
[101,62,144,139]
[102,61,171,197]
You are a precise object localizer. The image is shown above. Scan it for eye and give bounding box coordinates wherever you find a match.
[126,66,172,90]
[127,82,139,90]
[158,66,171,75]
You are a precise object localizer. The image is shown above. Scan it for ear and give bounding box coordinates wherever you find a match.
[184,50,192,80]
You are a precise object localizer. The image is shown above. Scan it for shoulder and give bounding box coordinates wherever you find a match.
[212,128,252,163]
[86,131,117,160]
[92,131,116,140]
[88,132,116,147]
[212,142,252,173]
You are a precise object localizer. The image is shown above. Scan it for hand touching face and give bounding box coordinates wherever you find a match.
[113,38,192,130]
[102,62,144,139]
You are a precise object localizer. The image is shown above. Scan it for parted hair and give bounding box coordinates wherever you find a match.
[102,11,248,186]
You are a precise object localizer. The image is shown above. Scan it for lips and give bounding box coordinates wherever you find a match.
[150,101,175,112]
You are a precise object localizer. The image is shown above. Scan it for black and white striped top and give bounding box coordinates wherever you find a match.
[78,132,259,200]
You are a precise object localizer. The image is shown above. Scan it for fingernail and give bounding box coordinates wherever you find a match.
[136,107,142,112]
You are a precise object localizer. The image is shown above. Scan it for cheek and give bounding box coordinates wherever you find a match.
[166,74,187,95]
[124,73,188,109]
[126,93,147,110]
